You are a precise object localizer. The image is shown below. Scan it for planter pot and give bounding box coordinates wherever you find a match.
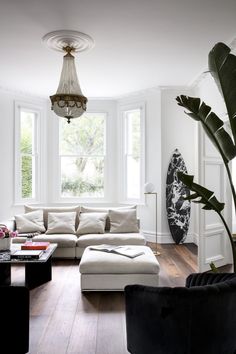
[0,238,11,251]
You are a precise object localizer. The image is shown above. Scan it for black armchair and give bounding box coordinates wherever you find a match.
[125,273,236,354]
[0,286,29,354]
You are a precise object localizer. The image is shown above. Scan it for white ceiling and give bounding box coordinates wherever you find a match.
[1,0,236,98]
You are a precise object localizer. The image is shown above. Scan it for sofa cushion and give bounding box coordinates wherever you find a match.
[46,212,76,234]
[109,209,139,233]
[79,246,159,274]
[80,205,137,230]
[77,232,146,248]
[15,210,46,234]
[24,205,80,229]
[77,212,107,235]
[33,234,78,248]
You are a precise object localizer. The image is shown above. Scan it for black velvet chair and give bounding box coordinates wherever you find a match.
[125,273,236,354]
[0,286,30,354]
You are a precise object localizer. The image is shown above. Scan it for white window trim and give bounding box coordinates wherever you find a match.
[118,102,145,204]
[52,111,111,203]
[14,100,45,204]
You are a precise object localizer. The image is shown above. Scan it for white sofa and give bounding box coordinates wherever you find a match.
[4,205,146,259]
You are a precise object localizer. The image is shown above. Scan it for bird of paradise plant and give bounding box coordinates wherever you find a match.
[176,42,236,272]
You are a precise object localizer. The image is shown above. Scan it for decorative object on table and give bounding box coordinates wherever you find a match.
[21,241,50,250]
[166,149,191,244]
[144,184,160,256]
[11,250,44,260]
[0,225,17,251]
[43,30,94,123]
[0,252,11,261]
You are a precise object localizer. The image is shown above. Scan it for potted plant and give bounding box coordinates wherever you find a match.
[0,225,17,251]
[176,42,236,272]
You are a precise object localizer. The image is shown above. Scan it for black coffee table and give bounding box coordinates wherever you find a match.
[0,243,57,289]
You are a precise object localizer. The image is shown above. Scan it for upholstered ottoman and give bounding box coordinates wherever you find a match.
[79,245,160,291]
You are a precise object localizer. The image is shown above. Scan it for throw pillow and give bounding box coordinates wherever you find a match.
[80,205,136,230]
[76,212,107,235]
[24,205,80,229]
[15,210,46,234]
[109,209,139,233]
[46,212,76,234]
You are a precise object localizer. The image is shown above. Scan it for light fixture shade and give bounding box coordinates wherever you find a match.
[144,182,155,193]
[50,51,87,123]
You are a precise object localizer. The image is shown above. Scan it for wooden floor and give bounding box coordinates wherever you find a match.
[11,243,198,354]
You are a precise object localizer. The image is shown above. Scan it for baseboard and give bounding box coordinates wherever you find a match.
[142,230,196,244]
[192,232,199,246]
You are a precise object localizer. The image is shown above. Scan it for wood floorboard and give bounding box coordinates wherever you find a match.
[10,243,200,354]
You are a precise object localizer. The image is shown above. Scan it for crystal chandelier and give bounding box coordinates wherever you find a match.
[43,30,94,123]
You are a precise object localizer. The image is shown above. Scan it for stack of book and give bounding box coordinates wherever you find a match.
[21,241,50,250]
[11,250,44,260]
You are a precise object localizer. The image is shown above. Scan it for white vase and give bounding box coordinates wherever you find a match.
[0,238,11,251]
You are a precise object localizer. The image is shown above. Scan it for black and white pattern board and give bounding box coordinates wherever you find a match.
[166,149,191,244]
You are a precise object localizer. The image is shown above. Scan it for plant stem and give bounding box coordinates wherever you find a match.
[218,212,236,272]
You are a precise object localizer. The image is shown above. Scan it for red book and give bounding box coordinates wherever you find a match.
[21,241,50,250]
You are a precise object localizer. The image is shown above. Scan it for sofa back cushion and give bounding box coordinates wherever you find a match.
[76,212,107,235]
[109,209,139,233]
[24,205,80,230]
[80,205,137,231]
[46,212,77,234]
[15,210,46,234]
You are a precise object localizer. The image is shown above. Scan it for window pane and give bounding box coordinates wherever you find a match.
[60,113,105,155]
[127,155,140,199]
[20,112,35,154]
[61,157,104,197]
[21,156,33,198]
[126,110,141,156]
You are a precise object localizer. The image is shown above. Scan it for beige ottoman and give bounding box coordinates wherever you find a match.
[79,245,160,291]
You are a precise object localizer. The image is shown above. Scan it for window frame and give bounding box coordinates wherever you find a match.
[119,102,145,204]
[14,101,44,204]
[57,111,109,202]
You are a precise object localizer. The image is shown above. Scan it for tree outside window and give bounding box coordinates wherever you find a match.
[20,111,36,199]
[59,113,106,197]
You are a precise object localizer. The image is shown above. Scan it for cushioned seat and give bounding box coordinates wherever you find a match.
[79,245,160,291]
[33,234,78,247]
[125,272,236,354]
[77,232,146,248]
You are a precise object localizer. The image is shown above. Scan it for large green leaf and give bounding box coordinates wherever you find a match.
[176,95,236,163]
[208,42,236,145]
[178,172,225,213]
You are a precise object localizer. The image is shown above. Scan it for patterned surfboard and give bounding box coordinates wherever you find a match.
[166,149,191,244]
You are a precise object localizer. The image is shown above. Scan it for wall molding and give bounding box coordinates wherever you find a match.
[142,230,196,244]
[0,85,47,101]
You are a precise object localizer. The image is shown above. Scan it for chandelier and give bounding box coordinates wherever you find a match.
[43,30,94,123]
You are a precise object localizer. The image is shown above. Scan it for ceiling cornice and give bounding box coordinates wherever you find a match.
[189,36,236,89]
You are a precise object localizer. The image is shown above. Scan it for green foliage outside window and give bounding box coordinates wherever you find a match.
[60,113,105,197]
[20,113,34,198]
